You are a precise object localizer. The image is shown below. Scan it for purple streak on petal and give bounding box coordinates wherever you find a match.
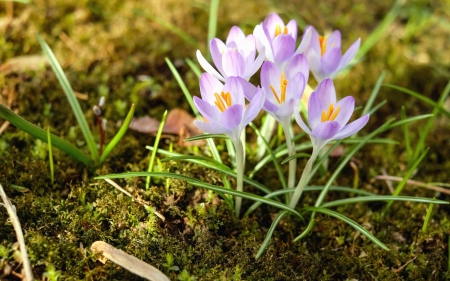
[263,97,279,113]
[254,25,274,62]
[272,35,295,64]
[327,30,341,48]
[286,19,298,39]
[194,120,230,135]
[312,121,340,140]
[338,38,361,71]
[260,61,282,106]
[295,27,312,55]
[285,73,305,103]
[285,54,309,83]
[194,96,221,123]
[226,26,246,47]
[222,49,246,78]
[316,78,337,108]
[334,96,355,128]
[332,114,369,140]
[199,73,224,104]
[243,88,265,126]
[223,76,245,106]
[197,50,225,81]
[307,90,323,129]
[210,39,226,76]
[294,110,312,135]
[220,104,243,129]
[263,13,284,41]
[321,47,341,77]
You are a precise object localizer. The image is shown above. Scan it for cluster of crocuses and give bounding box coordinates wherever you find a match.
[193,13,369,215]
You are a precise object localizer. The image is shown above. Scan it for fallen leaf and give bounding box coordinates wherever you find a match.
[0,55,48,75]
[127,108,205,146]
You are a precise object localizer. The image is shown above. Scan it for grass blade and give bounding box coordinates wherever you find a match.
[206,0,220,60]
[47,127,54,185]
[185,58,202,78]
[36,33,99,161]
[148,146,273,195]
[185,134,227,142]
[146,110,168,190]
[362,72,386,116]
[383,84,450,119]
[100,104,135,163]
[255,211,289,259]
[303,207,389,250]
[0,105,93,166]
[321,195,448,208]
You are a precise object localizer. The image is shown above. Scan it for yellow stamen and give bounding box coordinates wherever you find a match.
[321,103,341,122]
[319,36,327,56]
[275,25,288,37]
[214,91,232,113]
[269,73,288,104]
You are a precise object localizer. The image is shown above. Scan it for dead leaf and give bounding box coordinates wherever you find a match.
[0,55,48,75]
[128,108,205,146]
[90,241,170,281]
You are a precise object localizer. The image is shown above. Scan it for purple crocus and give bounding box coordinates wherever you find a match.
[295,78,369,150]
[305,26,361,82]
[253,13,311,70]
[196,26,264,82]
[193,73,265,143]
[245,54,309,127]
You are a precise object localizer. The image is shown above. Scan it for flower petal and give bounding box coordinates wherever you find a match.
[285,54,309,83]
[320,47,341,77]
[334,96,355,128]
[220,104,243,129]
[272,35,296,65]
[285,72,305,103]
[260,61,283,106]
[196,50,225,81]
[200,73,224,104]
[327,30,341,49]
[222,49,246,78]
[286,19,298,39]
[294,110,312,135]
[237,77,258,100]
[316,78,337,108]
[193,96,221,123]
[246,46,265,79]
[223,76,245,106]
[243,87,265,126]
[295,26,312,55]
[338,38,361,71]
[306,26,321,55]
[254,25,274,62]
[312,121,340,140]
[194,120,231,135]
[226,26,246,47]
[210,39,226,76]
[263,13,284,41]
[307,90,322,129]
[332,114,369,140]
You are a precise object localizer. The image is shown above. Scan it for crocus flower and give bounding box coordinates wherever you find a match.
[245,54,309,127]
[295,78,369,150]
[305,26,361,82]
[253,13,311,70]
[196,26,264,82]
[193,73,265,143]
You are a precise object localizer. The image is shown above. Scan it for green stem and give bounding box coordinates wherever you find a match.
[283,123,296,192]
[289,147,319,209]
[233,138,245,217]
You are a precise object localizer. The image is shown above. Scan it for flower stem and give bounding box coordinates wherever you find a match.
[289,147,320,209]
[283,124,296,192]
[233,138,245,217]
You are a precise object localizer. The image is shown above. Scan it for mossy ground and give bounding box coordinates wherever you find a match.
[1,0,450,280]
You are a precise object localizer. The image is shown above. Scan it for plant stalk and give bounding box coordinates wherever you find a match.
[289,147,319,209]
